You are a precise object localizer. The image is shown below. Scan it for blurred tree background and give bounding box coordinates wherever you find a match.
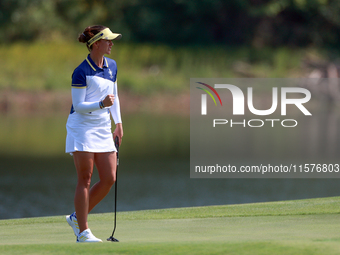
[1,0,340,102]
[1,0,339,47]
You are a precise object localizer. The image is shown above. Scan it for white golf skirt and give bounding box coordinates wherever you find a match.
[65,111,116,154]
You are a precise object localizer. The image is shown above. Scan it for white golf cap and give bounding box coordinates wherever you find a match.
[87,28,122,47]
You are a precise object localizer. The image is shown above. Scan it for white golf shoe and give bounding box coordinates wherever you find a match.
[66,212,80,236]
[77,229,103,243]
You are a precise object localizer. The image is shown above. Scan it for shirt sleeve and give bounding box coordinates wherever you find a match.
[71,87,101,113]
[71,68,101,113]
[71,68,87,88]
[110,80,122,124]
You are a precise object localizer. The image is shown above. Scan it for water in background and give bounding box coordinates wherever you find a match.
[1,111,340,219]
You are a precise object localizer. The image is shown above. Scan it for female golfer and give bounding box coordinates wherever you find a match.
[65,25,123,243]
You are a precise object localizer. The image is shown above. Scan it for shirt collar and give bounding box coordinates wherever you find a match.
[103,57,109,68]
[86,54,109,71]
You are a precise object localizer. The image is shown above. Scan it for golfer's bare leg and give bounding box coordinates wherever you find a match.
[73,151,95,233]
[88,152,116,213]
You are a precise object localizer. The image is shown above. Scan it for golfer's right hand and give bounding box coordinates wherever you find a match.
[103,94,115,107]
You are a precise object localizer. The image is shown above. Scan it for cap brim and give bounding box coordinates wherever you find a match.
[105,33,122,41]
[87,28,122,47]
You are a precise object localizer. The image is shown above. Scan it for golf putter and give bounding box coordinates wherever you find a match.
[107,136,120,242]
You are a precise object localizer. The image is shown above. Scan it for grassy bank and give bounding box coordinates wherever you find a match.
[0,42,326,94]
[1,196,340,254]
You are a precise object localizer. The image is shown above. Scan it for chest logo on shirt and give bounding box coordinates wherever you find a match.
[108,69,114,80]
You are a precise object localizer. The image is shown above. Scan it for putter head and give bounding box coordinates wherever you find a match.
[107,236,119,242]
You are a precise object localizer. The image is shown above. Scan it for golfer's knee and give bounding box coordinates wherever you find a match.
[103,175,115,187]
[78,173,92,188]
[108,176,116,187]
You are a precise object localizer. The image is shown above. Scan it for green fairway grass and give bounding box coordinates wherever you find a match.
[1,196,340,254]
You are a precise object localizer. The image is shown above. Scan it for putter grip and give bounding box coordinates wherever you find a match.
[114,136,119,152]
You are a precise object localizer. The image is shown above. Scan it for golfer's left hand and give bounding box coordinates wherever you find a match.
[113,123,123,145]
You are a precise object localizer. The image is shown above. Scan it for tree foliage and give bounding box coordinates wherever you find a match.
[0,0,339,47]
